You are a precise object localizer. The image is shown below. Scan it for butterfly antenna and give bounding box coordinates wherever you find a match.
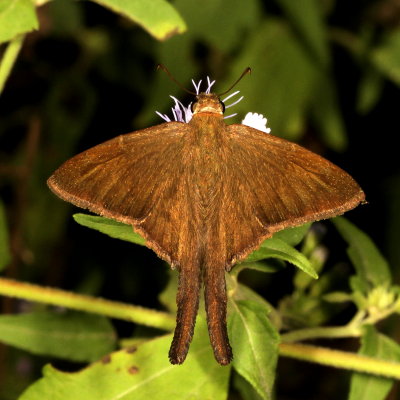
[218,67,251,96]
[157,64,196,95]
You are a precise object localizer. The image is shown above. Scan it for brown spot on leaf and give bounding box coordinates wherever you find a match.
[126,346,137,354]
[101,354,111,364]
[128,366,139,375]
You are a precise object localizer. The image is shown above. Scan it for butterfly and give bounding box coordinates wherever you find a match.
[47,74,365,365]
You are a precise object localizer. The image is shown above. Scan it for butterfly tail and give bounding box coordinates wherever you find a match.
[169,261,202,364]
[204,263,233,365]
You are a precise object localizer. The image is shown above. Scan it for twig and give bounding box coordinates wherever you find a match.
[0,277,175,330]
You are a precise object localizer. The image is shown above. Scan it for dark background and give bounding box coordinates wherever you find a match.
[1,0,400,398]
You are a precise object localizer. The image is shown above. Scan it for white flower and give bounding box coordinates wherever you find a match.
[222,90,243,119]
[156,78,217,123]
[241,112,271,133]
[156,96,192,123]
[156,78,270,131]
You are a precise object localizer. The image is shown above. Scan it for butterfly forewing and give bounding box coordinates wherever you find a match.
[213,123,365,268]
[48,122,200,266]
[48,120,211,364]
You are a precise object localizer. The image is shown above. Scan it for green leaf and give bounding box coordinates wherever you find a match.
[228,280,282,333]
[0,32,25,94]
[323,291,353,303]
[233,373,264,400]
[350,275,370,296]
[0,200,11,271]
[371,29,400,86]
[135,34,198,128]
[356,67,385,114]
[271,223,311,246]
[274,0,329,66]
[332,217,391,289]
[310,72,347,151]
[0,311,116,362]
[173,0,261,52]
[234,260,285,277]
[91,0,186,41]
[349,325,400,400]
[227,274,274,316]
[223,18,318,141]
[245,237,318,279]
[229,300,280,400]
[19,317,230,400]
[48,0,85,35]
[293,241,327,292]
[73,214,146,246]
[0,0,38,44]
[74,214,316,277]
[137,0,261,126]
[158,270,178,313]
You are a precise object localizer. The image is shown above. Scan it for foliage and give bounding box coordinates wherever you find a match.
[1,0,400,399]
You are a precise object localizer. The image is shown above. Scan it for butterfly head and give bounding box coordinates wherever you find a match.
[156,77,270,132]
[191,93,225,116]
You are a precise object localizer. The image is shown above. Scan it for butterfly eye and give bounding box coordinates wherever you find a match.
[220,100,225,113]
[190,102,196,113]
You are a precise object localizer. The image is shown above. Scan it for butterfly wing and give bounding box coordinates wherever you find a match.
[49,122,196,265]
[211,123,365,270]
[48,121,208,364]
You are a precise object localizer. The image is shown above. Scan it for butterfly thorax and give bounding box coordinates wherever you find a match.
[192,93,224,115]
[186,110,227,224]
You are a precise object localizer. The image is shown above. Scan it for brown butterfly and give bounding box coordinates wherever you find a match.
[47,74,365,366]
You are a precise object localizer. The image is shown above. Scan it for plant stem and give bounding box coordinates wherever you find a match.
[0,277,175,330]
[0,35,25,94]
[280,342,400,380]
[280,324,362,343]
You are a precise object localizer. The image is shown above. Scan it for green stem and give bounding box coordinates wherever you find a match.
[363,301,400,325]
[0,35,25,94]
[280,342,400,380]
[280,324,362,343]
[0,277,175,330]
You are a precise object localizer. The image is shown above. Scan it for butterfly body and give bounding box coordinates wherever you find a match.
[48,92,365,365]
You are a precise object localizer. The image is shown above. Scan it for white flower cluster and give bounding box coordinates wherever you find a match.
[156,78,271,134]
